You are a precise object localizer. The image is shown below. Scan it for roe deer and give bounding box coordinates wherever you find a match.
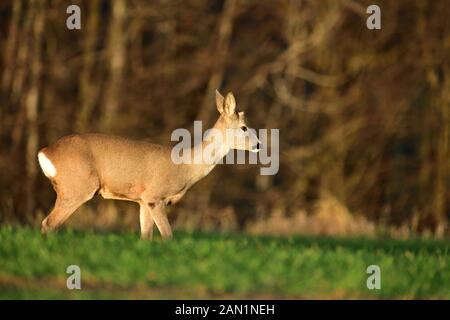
[37,90,261,239]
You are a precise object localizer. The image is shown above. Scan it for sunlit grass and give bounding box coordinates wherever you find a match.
[0,226,448,299]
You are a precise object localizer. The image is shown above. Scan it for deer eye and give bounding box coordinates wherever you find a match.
[241,126,248,132]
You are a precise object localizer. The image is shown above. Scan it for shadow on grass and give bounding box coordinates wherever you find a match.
[3,225,449,255]
[175,230,450,255]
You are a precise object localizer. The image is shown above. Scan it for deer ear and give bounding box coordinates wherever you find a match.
[216,89,224,114]
[224,92,236,116]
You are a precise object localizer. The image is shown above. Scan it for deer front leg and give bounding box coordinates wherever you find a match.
[139,203,154,240]
[146,202,172,240]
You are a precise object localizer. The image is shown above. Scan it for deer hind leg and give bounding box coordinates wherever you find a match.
[139,203,154,240]
[145,202,172,240]
[41,178,98,234]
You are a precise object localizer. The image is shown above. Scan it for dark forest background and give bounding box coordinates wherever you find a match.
[0,0,449,237]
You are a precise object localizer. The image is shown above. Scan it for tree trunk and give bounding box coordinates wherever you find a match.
[101,0,127,131]
[1,0,22,101]
[197,0,238,126]
[433,69,449,236]
[76,0,101,132]
[24,0,45,220]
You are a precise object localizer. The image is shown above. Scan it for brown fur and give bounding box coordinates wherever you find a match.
[38,91,260,239]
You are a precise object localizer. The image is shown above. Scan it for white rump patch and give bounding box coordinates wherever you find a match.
[38,152,57,178]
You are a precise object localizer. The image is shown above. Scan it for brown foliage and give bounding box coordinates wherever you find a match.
[0,0,448,236]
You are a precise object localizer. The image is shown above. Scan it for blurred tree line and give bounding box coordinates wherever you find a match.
[0,0,448,236]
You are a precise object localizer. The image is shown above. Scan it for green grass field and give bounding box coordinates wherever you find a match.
[0,227,448,299]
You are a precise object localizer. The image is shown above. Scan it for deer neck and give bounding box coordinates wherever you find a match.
[187,119,230,184]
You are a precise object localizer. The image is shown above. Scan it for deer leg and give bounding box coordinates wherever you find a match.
[139,203,154,240]
[146,202,172,240]
[41,179,97,234]
[41,194,92,234]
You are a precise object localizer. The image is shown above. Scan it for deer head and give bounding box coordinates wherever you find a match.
[214,90,261,153]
